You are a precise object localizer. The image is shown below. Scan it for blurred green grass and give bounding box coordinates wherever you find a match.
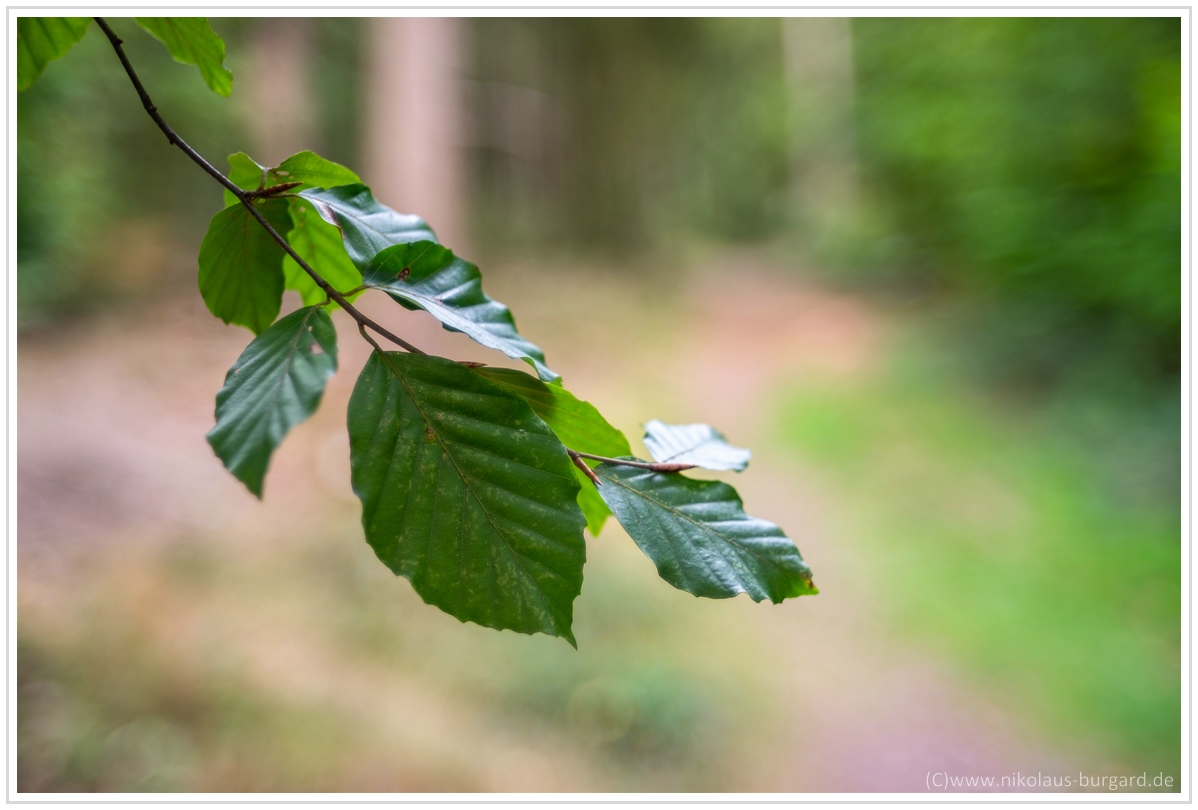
[773,327,1180,774]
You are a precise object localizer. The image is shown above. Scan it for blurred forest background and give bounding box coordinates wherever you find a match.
[18,17,1181,792]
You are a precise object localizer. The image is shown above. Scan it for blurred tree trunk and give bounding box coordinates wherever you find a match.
[363,17,468,252]
[242,19,317,166]
[782,18,859,235]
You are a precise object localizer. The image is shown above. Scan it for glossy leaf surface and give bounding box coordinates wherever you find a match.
[642,419,751,472]
[299,185,436,271]
[135,18,232,96]
[596,463,817,601]
[207,306,338,497]
[197,199,292,334]
[17,17,90,90]
[366,242,558,382]
[348,352,586,644]
[474,366,628,534]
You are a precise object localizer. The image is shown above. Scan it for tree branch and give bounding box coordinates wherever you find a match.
[94,17,423,355]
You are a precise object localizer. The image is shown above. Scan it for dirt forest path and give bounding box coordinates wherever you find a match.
[17,253,1117,792]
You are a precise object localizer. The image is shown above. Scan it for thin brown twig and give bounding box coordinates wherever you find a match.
[94,17,423,355]
[569,450,696,475]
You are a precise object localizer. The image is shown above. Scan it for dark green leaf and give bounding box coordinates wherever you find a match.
[17,17,90,91]
[207,306,338,498]
[298,185,436,271]
[223,151,267,207]
[281,197,363,307]
[642,419,751,472]
[197,199,292,334]
[473,366,629,534]
[348,352,587,645]
[366,242,558,382]
[266,151,360,191]
[134,17,232,96]
[596,463,817,601]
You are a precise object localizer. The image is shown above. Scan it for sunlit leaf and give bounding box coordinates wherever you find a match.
[348,352,587,644]
[207,306,338,497]
[596,462,817,601]
[223,151,267,206]
[281,198,363,306]
[298,185,436,271]
[642,419,751,472]
[266,150,360,191]
[474,366,629,534]
[197,199,291,334]
[17,17,91,91]
[135,17,232,96]
[365,241,558,382]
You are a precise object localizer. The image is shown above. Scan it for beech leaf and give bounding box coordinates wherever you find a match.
[473,366,630,534]
[348,352,587,645]
[366,241,558,382]
[642,419,751,472]
[16,17,91,91]
[596,463,817,601]
[135,17,232,96]
[207,306,338,497]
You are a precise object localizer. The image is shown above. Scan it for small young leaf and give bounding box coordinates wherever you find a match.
[223,152,267,207]
[366,242,558,382]
[267,151,361,191]
[642,420,751,472]
[298,185,437,271]
[282,198,364,307]
[595,463,817,601]
[17,17,91,91]
[207,306,338,498]
[197,199,292,334]
[473,366,629,534]
[134,17,232,96]
[348,352,587,645]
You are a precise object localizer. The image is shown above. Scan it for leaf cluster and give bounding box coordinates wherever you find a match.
[19,17,817,645]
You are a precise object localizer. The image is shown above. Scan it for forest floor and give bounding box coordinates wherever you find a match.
[16,250,1176,792]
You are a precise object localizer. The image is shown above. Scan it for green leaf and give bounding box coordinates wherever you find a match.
[207,306,338,498]
[17,17,90,91]
[298,185,437,271]
[281,197,363,307]
[197,199,292,334]
[366,242,558,383]
[642,419,751,472]
[595,463,817,601]
[348,352,587,645]
[134,17,232,96]
[473,366,629,534]
[266,151,361,191]
[223,152,267,207]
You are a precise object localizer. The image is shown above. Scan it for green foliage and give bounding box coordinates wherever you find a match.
[595,463,817,601]
[16,17,90,91]
[298,185,437,270]
[347,352,587,644]
[366,242,558,382]
[197,199,292,334]
[852,17,1181,384]
[473,366,631,535]
[134,18,232,96]
[642,420,751,472]
[18,17,817,645]
[207,306,339,497]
